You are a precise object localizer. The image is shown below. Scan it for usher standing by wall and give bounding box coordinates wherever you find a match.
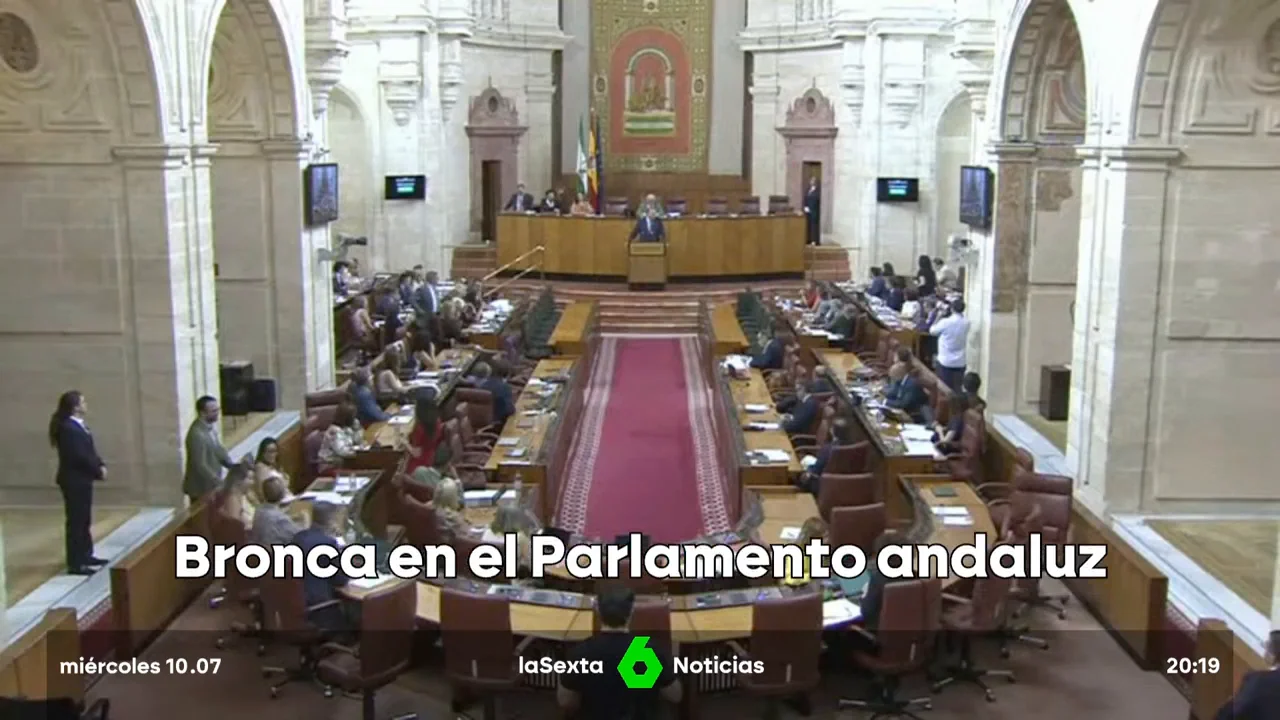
[803,175,821,245]
[49,390,108,575]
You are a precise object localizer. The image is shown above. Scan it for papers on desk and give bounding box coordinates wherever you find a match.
[464,489,516,507]
[902,438,938,457]
[496,437,519,446]
[779,526,802,541]
[933,506,974,526]
[349,574,398,590]
[743,403,770,413]
[722,355,751,373]
[800,455,817,469]
[746,422,780,431]
[752,449,792,463]
[416,371,441,379]
[823,599,862,627]
[899,424,935,442]
[386,415,413,425]
[333,475,372,493]
[296,490,352,506]
[526,377,544,386]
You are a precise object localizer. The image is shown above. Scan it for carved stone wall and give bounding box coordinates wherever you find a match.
[466,87,526,233]
[777,88,837,232]
[988,143,1036,313]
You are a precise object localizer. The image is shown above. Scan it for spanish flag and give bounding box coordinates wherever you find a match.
[588,111,602,212]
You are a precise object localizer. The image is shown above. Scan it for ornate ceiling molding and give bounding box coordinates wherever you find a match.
[738,22,841,52]
[466,23,570,52]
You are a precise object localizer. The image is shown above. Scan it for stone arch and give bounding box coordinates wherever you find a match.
[329,85,374,254]
[994,0,1091,143]
[196,0,301,139]
[932,90,974,250]
[777,88,836,233]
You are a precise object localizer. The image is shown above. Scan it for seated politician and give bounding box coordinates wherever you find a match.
[503,183,535,212]
[251,476,300,546]
[750,322,788,370]
[796,417,855,495]
[934,393,969,454]
[558,586,682,718]
[866,266,888,300]
[630,205,665,242]
[1217,630,1280,719]
[348,368,390,427]
[291,502,353,633]
[537,188,560,214]
[469,361,515,429]
[828,304,856,339]
[569,192,594,216]
[782,379,827,435]
[883,361,932,425]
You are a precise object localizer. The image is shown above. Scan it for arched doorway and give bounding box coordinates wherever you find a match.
[934,92,974,254]
[987,0,1088,449]
[203,0,312,411]
[328,86,374,268]
[0,0,180,604]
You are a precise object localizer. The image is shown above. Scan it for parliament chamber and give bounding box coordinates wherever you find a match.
[3,0,1279,719]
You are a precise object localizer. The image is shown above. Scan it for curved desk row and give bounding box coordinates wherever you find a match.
[496,214,805,278]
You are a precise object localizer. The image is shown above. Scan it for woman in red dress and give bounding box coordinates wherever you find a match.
[404,389,444,474]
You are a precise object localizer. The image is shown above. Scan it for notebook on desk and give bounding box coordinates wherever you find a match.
[931,485,958,498]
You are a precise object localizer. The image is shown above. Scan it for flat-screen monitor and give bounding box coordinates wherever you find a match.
[959,165,994,229]
[384,174,426,200]
[303,163,339,226]
[876,177,919,202]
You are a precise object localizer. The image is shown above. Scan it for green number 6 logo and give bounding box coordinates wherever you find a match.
[617,636,664,689]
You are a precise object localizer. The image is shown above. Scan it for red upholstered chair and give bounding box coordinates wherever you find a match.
[306,389,348,409]
[930,562,1018,701]
[824,441,871,476]
[454,388,497,433]
[400,492,442,547]
[988,461,1074,619]
[829,502,885,555]
[440,587,527,719]
[209,508,263,653]
[705,197,729,215]
[817,473,878,521]
[306,405,338,432]
[840,578,942,717]
[316,580,416,720]
[258,575,338,698]
[944,409,986,484]
[453,402,501,453]
[790,404,835,453]
[445,425,491,489]
[727,592,823,715]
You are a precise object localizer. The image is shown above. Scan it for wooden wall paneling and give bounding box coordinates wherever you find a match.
[0,608,83,701]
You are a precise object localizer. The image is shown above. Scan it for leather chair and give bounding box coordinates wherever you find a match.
[453,401,501,453]
[604,197,629,216]
[739,197,761,215]
[307,389,348,409]
[839,577,942,718]
[824,440,871,476]
[445,426,492,489]
[666,197,688,215]
[726,592,822,717]
[317,581,418,720]
[307,405,339,432]
[706,197,729,215]
[209,509,264,653]
[303,430,325,480]
[930,566,1017,701]
[997,503,1051,651]
[440,587,529,719]
[817,473,878,520]
[259,575,339,698]
[400,492,443,547]
[829,502,885,555]
[454,388,498,433]
[992,466,1073,620]
[767,195,790,215]
[790,404,835,454]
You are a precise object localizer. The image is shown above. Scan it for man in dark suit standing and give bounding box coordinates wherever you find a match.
[803,176,821,245]
[48,390,108,575]
[412,269,440,324]
[1217,631,1280,719]
[629,206,665,242]
[504,183,535,212]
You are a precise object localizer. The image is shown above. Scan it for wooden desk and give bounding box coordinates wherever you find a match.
[484,358,576,489]
[815,350,939,520]
[726,369,801,485]
[496,214,805,278]
[709,303,749,355]
[549,301,596,356]
[362,347,480,448]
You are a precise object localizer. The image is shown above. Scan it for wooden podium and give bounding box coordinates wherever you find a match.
[628,242,667,289]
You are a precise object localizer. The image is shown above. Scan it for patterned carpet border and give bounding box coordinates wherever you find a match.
[680,336,731,534]
[555,336,619,532]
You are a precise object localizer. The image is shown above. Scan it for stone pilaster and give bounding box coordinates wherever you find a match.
[305,0,350,117]
[113,143,218,507]
[748,69,781,199]
[1069,144,1182,515]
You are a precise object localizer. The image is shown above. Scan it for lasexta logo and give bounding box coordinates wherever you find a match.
[617,636,663,689]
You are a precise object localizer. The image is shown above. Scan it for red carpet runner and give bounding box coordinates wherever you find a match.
[556,336,730,543]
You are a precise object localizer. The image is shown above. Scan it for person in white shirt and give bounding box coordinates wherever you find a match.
[928,298,970,392]
[935,256,959,289]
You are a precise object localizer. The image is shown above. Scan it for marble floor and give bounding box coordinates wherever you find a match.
[1146,519,1277,617]
[3,506,141,606]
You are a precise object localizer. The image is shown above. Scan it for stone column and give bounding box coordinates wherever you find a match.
[113,143,218,507]
[523,72,558,193]
[1069,144,1181,515]
[976,141,1036,414]
[834,39,865,270]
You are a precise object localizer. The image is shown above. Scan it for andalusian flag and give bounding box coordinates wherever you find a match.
[588,111,602,211]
